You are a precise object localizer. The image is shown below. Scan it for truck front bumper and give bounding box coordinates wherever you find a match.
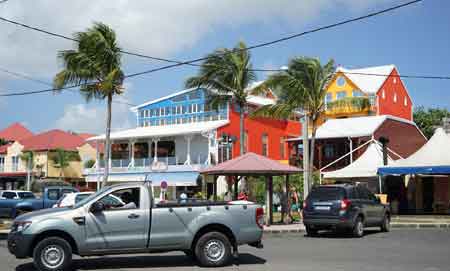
[8,231,33,259]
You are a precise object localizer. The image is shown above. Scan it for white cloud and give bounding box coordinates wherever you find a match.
[54,82,134,134]
[0,0,388,78]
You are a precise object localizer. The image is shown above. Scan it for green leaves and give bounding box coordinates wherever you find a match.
[50,148,81,169]
[413,106,450,139]
[326,96,371,112]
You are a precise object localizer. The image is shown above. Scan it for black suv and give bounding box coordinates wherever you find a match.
[302,184,390,237]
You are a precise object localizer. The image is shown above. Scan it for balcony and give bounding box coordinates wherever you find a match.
[325,97,376,117]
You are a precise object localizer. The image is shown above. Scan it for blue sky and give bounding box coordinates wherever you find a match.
[0,0,449,134]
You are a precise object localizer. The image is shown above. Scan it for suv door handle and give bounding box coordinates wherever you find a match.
[128,213,140,219]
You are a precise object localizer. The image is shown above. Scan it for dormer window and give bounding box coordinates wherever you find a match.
[336,76,346,87]
[393,77,397,84]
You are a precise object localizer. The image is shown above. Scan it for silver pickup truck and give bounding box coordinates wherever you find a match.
[7,182,264,271]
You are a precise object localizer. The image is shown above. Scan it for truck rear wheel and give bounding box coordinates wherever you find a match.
[195,231,232,267]
[33,237,72,271]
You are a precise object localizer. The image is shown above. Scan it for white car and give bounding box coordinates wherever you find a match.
[0,190,35,200]
[52,192,125,208]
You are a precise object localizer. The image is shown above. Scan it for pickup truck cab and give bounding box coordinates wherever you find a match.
[0,186,78,218]
[0,190,35,200]
[8,182,264,271]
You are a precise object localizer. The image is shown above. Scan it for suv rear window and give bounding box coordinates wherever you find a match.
[308,187,345,201]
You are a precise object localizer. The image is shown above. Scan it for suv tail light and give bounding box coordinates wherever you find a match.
[340,199,351,210]
[256,207,264,229]
[303,201,307,209]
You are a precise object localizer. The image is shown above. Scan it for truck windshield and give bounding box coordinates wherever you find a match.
[73,188,108,208]
[18,192,35,199]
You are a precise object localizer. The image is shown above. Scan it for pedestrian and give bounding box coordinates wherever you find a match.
[237,191,248,201]
[290,186,302,221]
[279,184,290,224]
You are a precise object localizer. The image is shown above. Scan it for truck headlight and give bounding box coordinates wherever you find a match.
[12,221,32,232]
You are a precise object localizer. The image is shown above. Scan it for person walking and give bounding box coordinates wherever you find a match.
[290,186,302,222]
[279,184,290,224]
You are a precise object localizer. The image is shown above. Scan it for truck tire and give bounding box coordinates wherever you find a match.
[194,231,232,267]
[352,216,364,238]
[33,237,72,271]
[380,214,391,232]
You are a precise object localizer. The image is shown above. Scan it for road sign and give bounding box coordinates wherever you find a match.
[160,180,168,190]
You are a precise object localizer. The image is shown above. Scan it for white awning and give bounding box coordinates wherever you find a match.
[323,142,395,179]
[87,120,229,141]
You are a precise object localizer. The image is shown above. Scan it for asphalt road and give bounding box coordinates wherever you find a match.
[1,229,449,271]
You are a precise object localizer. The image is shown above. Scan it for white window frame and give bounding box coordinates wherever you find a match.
[0,156,5,172]
[12,156,19,172]
[404,96,408,106]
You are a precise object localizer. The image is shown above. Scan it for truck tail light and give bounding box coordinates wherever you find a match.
[340,199,351,210]
[256,207,264,229]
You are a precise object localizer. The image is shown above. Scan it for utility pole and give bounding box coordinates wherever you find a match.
[302,115,309,200]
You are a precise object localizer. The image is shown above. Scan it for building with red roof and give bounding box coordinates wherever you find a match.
[0,122,33,142]
[0,127,98,190]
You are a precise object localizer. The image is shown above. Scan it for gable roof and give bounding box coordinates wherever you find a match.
[20,129,86,151]
[130,87,198,112]
[0,123,34,141]
[336,64,396,95]
[288,115,421,141]
[200,152,302,175]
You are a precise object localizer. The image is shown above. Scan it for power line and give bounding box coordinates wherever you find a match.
[1,1,423,71]
[0,67,136,106]
[0,0,424,97]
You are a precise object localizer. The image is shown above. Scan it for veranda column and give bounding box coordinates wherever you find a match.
[185,135,192,165]
[108,141,113,170]
[285,174,290,224]
[153,138,159,163]
[147,140,152,165]
[96,140,100,191]
[130,140,136,167]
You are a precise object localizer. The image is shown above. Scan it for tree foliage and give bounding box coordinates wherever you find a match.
[53,22,124,187]
[413,106,450,139]
[50,148,81,180]
[185,41,256,155]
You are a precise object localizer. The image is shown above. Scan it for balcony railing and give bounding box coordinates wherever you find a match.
[84,154,210,174]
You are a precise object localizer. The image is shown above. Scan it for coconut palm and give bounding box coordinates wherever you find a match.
[252,57,337,188]
[185,41,256,156]
[50,148,81,181]
[19,151,34,190]
[53,22,124,187]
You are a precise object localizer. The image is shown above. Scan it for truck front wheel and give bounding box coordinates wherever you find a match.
[194,231,232,267]
[33,237,72,271]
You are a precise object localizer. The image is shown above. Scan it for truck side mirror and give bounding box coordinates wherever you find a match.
[90,201,105,213]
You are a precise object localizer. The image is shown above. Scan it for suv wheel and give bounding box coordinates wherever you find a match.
[195,231,232,267]
[33,237,72,271]
[352,217,364,238]
[305,226,318,237]
[380,214,391,232]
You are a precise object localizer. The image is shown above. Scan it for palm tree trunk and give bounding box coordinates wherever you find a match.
[308,117,317,191]
[239,105,245,155]
[102,94,113,187]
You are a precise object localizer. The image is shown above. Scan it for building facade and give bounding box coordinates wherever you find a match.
[85,87,300,197]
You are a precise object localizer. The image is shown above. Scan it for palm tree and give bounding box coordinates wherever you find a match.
[185,41,256,156]
[53,22,124,187]
[20,151,34,190]
[252,57,336,188]
[51,148,81,181]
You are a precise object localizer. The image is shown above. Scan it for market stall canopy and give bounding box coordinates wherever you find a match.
[324,142,395,179]
[378,128,450,175]
[200,152,302,176]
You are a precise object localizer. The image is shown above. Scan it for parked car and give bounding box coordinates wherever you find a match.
[302,184,390,237]
[0,186,78,218]
[0,190,35,200]
[52,192,124,208]
[8,182,264,271]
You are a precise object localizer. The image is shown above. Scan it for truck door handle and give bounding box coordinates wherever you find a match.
[128,213,140,219]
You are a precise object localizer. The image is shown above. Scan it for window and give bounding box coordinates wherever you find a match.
[192,104,198,113]
[188,90,201,100]
[336,91,347,100]
[198,103,203,112]
[262,133,268,156]
[324,93,332,104]
[140,110,145,118]
[165,107,171,115]
[150,109,155,117]
[172,95,185,102]
[368,94,376,106]
[182,105,187,114]
[393,93,397,103]
[2,192,17,199]
[0,156,4,172]
[155,108,160,117]
[404,97,408,106]
[324,145,335,159]
[336,76,346,87]
[382,89,386,99]
[11,156,19,172]
[47,189,60,201]
[171,107,176,115]
[352,90,363,97]
[176,105,181,115]
[393,77,397,84]
[98,187,141,210]
[145,110,150,118]
[187,104,192,113]
[280,137,285,159]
